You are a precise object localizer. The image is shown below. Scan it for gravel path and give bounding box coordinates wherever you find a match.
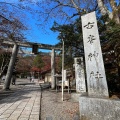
[41,90,79,120]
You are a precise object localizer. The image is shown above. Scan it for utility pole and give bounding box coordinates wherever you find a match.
[62,39,64,101]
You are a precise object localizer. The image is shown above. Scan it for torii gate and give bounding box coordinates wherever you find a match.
[1,40,61,90]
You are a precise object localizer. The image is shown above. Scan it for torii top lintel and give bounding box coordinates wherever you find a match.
[1,39,62,50]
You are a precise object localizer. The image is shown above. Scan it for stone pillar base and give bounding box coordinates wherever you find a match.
[79,96,120,120]
[71,93,87,102]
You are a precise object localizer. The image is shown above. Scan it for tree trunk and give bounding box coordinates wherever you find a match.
[97,0,108,15]
[3,44,19,90]
[109,0,120,24]
[0,54,9,78]
[114,44,120,81]
[97,0,114,20]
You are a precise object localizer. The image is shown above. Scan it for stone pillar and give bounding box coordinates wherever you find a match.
[51,49,55,89]
[82,11,109,97]
[3,44,19,90]
[74,57,86,93]
[79,11,110,120]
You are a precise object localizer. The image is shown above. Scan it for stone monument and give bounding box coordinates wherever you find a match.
[79,11,120,120]
[74,57,86,93]
[81,11,108,97]
[71,57,86,101]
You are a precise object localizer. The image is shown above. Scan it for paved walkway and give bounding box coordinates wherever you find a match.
[0,85,40,120]
[0,81,79,120]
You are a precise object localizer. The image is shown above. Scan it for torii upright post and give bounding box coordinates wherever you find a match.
[51,49,55,89]
[3,44,19,90]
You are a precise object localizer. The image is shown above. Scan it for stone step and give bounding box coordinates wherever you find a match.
[45,115,80,120]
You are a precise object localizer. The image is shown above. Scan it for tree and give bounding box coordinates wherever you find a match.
[0,14,27,90]
[0,1,27,78]
[33,54,45,79]
[29,0,119,25]
[15,55,34,74]
[0,1,31,43]
[51,18,84,74]
[98,16,120,80]
[97,0,120,24]
[33,54,44,70]
[1,1,119,28]
[0,1,30,90]
[0,15,27,42]
[0,50,11,78]
[1,0,119,25]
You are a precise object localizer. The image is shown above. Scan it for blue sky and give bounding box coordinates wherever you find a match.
[25,17,59,45]
[23,9,61,53]
[21,5,60,46]
[21,14,59,52]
